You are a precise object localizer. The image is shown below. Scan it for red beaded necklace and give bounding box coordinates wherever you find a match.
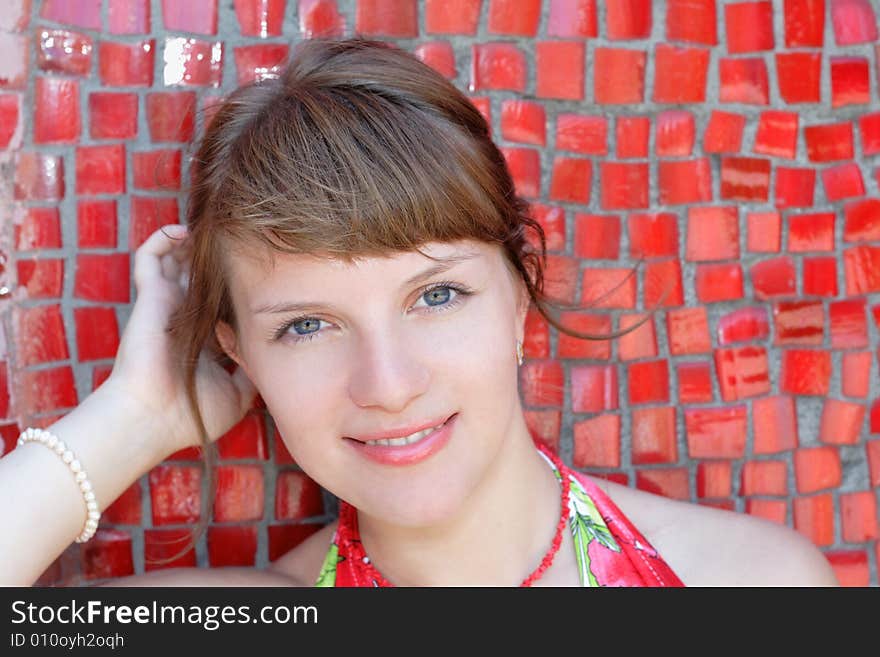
[335,443,571,587]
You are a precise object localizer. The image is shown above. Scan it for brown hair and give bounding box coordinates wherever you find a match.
[150,36,665,567]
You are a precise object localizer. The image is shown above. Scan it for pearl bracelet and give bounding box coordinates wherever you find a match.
[17,427,101,543]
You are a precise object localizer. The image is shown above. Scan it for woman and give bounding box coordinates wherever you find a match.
[1,37,837,587]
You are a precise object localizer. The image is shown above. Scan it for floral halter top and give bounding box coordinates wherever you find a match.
[315,443,685,587]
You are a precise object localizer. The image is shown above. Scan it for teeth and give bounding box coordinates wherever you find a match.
[366,421,446,447]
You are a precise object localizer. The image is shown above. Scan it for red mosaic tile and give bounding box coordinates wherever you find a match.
[528,204,566,253]
[775,167,816,208]
[470,43,527,93]
[129,197,180,249]
[37,29,92,76]
[556,114,606,155]
[0,33,28,90]
[631,406,677,464]
[726,1,775,52]
[740,460,788,496]
[666,0,717,44]
[234,0,284,37]
[793,494,834,546]
[627,213,677,259]
[108,0,151,34]
[74,253,130,303]
[788,212,835,253]
[826,550,870,586]
[655,110,694,156]
[34,77,80,144]
[76,144,125,196]
[831,0,878,45]
[414,41,456,79]
[860,112,880,155]
[697,461,732,498]
[148,465,201,525]
[206,525,257,567]
[267,524,323,562]
[547,0,598,38]
[573,213,620,260]
[81,529,135,580]
[536,41,585,100]
[830,56,870,108]
[635,468,690,500]
[523,308,551,359]
[356,0,417,37]
[298,0,345,38]
[275,470,324,521]
[501,147,541,198]
[216,412,268,460]
[143,528,197,570]
[819,398,866,446]
[750,256,796,300]
[714,346,770,401]
[803,257,838,296]
[214,465,264,522]
[16,259,64,299]
[606,0,652,39]
[77,200,117,249]
[101,481,142,525]
[652,44,710,103]
[627,360,670,405]
[615,116,650,158]
[773,300,823,346]
[776,52,822,103]
[98,40,155,87]
[14,304,68,366]
[0,92,19,148]
[73,306,119,362]
[658,158,712,205]
[19,366,77,415]
[746,212,781,254]
[425,0,479,34]
[677,361,713,404]
[644,258,684,307]
[719,57,769,104]
[571,364,618,413]
[161,0,217,34]
[754,111,798,159]
[581,267,637,309]
[163,37,223,87]
[703,110,746,153]
[543,255,579,304]
[40,0,101,29]
[572,414,621,469]
[842,351,871,398]
[844,245,880,295]
[520,360,564,408]
[781,349,831,395]
[146,92,196,143]
[830,298,868,348]
[721,156,771,202]
[525,411,563,453]
[273,431,295,465]
[718,307,769,345]
[821,163,865,202]
[556,313,612,360]
[746,498,788,524]
[469,96,491,132]
[488,0,540,36]
[618,313,657,361]
[15,207,61,251]
[89,92,138,140]
[550,156,591,204]
[805,122,854,162]
[795,446,842,494]
[686,206,739,262]
[667,307,711,355]
[685,405,747,459]
[844,198,880,242]
[92,364,114,391]
[600,162,649,210]
[867,439,880,485]
[785,0,825,47]
[593,47,646,104]
[133,150,182,191]
[695,263,744,303]
[232,44,289,85]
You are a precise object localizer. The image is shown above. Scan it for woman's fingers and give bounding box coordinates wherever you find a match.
[133,224,189,292]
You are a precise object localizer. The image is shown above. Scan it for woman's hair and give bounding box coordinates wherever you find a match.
[146,36,660,568]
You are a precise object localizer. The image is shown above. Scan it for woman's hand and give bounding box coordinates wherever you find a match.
[102,225,257,458]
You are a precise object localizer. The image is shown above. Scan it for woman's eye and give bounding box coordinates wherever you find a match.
[291,317,324,335]
[413,284,470,311]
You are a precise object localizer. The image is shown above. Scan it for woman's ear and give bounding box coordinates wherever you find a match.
[215,321,242,366]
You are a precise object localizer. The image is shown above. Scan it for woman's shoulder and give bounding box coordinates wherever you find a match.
[589,476,839,586]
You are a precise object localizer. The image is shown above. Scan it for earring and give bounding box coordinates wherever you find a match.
[516,340,524,366]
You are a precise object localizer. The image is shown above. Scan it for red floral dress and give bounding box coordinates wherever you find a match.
[315,443,685,587]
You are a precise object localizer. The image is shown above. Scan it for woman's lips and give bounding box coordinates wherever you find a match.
[345,413,458,466]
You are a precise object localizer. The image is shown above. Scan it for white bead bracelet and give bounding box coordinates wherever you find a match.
[17,427,101,543]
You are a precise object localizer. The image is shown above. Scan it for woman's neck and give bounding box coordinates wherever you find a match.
[354,412,564,586]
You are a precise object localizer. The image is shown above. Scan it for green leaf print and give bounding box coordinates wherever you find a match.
[314,542,340,587]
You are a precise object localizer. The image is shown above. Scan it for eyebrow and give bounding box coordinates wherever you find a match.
[251,251,481,315]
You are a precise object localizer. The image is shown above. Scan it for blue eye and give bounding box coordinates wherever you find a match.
[291,317,323,336]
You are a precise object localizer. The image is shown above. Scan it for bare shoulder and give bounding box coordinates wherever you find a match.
[97,567,304,587]
[591,477,839,587]
[266,520,338,584]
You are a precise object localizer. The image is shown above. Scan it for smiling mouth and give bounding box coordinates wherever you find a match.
[346,414,456,447]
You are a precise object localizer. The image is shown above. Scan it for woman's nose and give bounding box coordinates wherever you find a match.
[346,329,431,412]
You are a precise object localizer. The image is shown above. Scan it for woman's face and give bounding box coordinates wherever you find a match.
[216,238,530,527]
